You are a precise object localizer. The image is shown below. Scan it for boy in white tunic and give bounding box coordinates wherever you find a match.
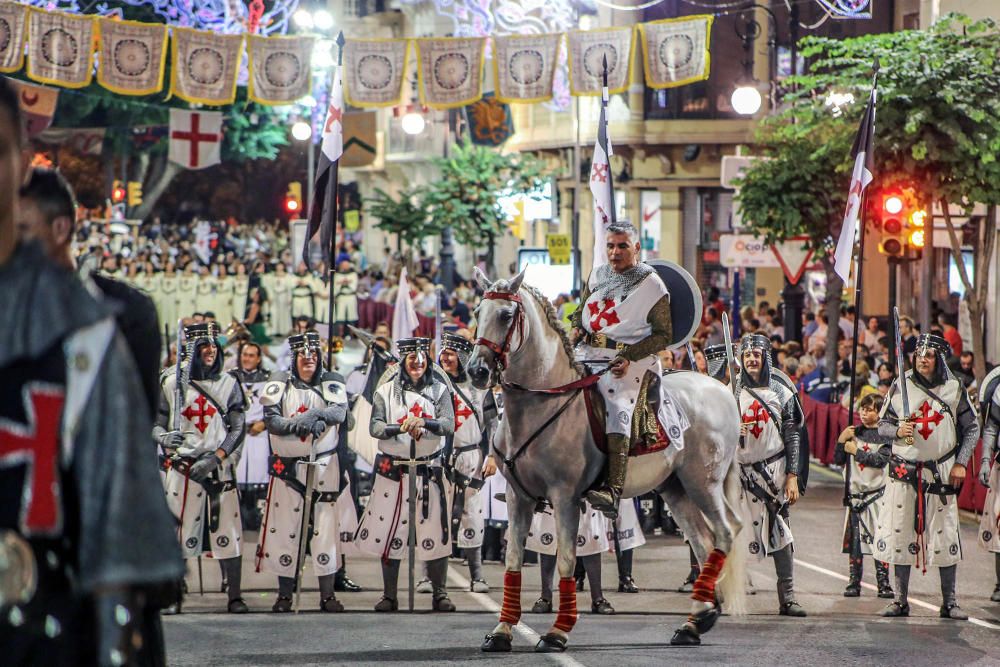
[978,367,1000,602]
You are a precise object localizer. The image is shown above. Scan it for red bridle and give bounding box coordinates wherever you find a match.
[475,290,524,371]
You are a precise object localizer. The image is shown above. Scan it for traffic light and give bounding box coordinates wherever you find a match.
[878,191,906,257]
[906,205,926,259]
[127,181,143,207]
[877,186,926,259]
[111,180,125,204]
[285,182,302,214]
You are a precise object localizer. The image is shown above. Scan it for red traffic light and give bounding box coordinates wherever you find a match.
[884,195,904,214]
[285,198,299,212]
[112,187,126,203]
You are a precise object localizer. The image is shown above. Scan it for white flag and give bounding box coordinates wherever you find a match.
[169,109,223,170]
[193,220,215,265]
[321,66,344,162]
[589,85,614,270]
[834,85,876,282]
[392,267,419,352]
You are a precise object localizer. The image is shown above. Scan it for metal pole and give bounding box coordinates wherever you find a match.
[843,193,869,506]
[572,95,581,293]
[326,33,345,369]
[307,138,315,219]
[407,438,417,612]
[888,259,898,364]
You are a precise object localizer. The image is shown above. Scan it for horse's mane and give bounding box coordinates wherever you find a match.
[491,277,583,375]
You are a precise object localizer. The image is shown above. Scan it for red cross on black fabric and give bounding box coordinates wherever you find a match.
[181,394,217,433]
[741,399,770,438]
[378,457,393,475]
[587,299,620,332]
[894,463,908,479]
[454,397,473,431]
[272,458,285,475]
[911,400,944,440]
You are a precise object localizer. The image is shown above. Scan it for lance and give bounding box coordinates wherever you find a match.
[722,311,744,449]
[293,434,320,613]
[325,32,346,371]
[601,54,616,224]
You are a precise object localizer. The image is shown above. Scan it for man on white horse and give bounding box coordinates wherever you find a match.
[735,333,807,617]
[572,221,671,517]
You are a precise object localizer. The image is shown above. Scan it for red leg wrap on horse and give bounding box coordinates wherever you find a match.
[691,549,727,603]
[553,577,579,632]
[499,570,522,624]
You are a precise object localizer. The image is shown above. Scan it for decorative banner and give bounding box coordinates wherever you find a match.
[415,37,486,110]
[247,34,314,105]
[343,38,409,108]
[341,111,376,168]
[97,18,168,96]
[169,27,243,105]
[492,33,562,104]
[13,80,59,137]
[465,94,513,146]
[0,2,28,73]
[637,15,713,90]
[36,126,106,155]
[566,27,633,96]
[169,109,223,170]
[26,8,95,88]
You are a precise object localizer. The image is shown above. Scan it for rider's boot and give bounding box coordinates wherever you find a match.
[587,434,628,518]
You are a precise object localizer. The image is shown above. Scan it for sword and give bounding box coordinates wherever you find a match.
[722,312,744,449]
[293,435,320,613]
[390,437,422,613]
[686,342,697,373]
[197,556,204,596]
[892,307,914,445]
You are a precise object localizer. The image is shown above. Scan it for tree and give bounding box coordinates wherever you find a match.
[367,186,439,253]
[737,13,1000,380]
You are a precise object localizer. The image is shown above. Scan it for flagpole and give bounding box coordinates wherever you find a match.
[602,54,616,225]
[326,31,345,371]
[843,58,879,507]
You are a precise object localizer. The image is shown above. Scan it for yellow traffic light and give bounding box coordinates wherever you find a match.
[909,209,926,227]
[909,229,925,248]
[127,181,143,207]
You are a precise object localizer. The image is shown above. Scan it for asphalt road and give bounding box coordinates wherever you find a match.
[163,464,1000,666]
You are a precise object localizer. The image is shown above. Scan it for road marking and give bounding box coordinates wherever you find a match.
[794,557,1000,631]
[448,569,587,667]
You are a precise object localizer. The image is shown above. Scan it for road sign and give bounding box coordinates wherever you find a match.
[546,233,571,265]
[771,236,815,285]
[719,233,779,268]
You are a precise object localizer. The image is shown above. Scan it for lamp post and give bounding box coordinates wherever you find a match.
[291,120,314,215]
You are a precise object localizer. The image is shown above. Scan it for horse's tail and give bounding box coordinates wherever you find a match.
[717,458,747,617]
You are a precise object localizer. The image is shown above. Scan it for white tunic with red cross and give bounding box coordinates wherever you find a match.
[842,429,888,555]
[579,271,669,436]
[450,380,489,548]
[257,378,358,578]
[735,381,794,560]
[874,372,963,568]
[161,373,242,559]
[355,382,452,562]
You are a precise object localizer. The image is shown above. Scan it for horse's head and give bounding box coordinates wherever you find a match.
[468,267,526,389]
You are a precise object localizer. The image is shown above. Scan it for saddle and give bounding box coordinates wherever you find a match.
[587,370,671,458]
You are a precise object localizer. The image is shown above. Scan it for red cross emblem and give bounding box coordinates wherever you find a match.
[591,162,609,184]
[587,299,620,332]
[397,403,425,425]
[858,443,871,471]
[894,463,908,479]
[170,112,220,168]
[378,457,393,475]
[295,404,309,442]
[272,458,285,475]
[181,395,217,433]
[454,397,473,430]
[0,386,64,534]
[324,102,343,134]
[911,400,944,440]
[741,399,770,438]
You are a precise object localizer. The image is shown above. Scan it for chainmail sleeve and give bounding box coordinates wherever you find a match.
[151,385,171,446]
[423,383,455,437]
[954,389,980,466]
[878,381,902,440]
[370,390,401,439]
[264,403,297,436]
[622,295,672,362]
[982,398,1000,465]
[781,396,802,475]
[570,283,591,331]
[218,382,247,457]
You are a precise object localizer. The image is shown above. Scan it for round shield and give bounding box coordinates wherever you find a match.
[646,260,702,350]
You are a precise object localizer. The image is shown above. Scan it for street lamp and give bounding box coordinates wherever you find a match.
[401,111,425,135]
[291,121,312,142]
[731,85,762,115]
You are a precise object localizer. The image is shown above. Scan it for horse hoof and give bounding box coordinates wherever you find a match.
[691,605,721,635]
[481,633,512,653]
[534,633,568,653]
[670,626,701,646]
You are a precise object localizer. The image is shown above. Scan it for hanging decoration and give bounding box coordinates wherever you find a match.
[342,38,410,108]
[247,34,314,105]
[465,93,514,146]
[13,79,59,136]
[492,33,562,104]
[26,8,95,88]
[415,37,487,110]
[97,18,169,96]
[0,2,27,73]
[566,27,634,96]
[169,27,243,105]
[637,15,713,90]
[169,108,223,170]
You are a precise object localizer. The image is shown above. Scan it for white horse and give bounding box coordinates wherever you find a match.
[468,270,746,652]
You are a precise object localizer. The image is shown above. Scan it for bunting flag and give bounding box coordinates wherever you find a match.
[168,109,223,170]
[341,111,377,168]
[169,27,243,106]
[343,38,409,108]
[415,37,486,110]
[26,8,95,88]
[247,34,314,105]
[637,15,713,89]
[492,33,562,104]
[0,2,28,73]
[96,18,168,96]
[566,27,633,96]
[834,79,877,282]
[13,80,59,137]
[466,94,513,146]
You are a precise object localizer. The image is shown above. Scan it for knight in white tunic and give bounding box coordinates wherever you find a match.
[571,222,672,518]
[978,366,1000,602]
[153,321,249,613]
[833,393,893,599]
[439,332,498,592]
[875,334,979,619]
[356,337,457,612]
[257,331,357,613]
[734,334,806,617]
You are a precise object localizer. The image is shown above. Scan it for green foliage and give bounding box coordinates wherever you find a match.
[367,187,438,247]
[736,13,1000,250]
[422,139,551,246]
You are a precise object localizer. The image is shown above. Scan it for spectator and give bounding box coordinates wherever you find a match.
[939,312,963,357]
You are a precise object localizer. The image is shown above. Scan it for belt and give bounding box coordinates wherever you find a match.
[159,454,237,532]
[889,447,961,573]
[740,450,786,496]
[453,444,480,454]
[586,333,626,351]
[267,454,342,504]
[449,469,484,542]
[374,451,449,544]
[847,486,885,513]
